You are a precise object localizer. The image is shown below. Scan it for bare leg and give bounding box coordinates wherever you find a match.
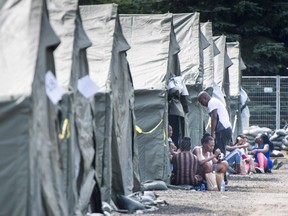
[245,162,250,172]
[202,162,213,174]
[217,161,228,174]
[235,164,242,174]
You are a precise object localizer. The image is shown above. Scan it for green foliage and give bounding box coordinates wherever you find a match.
[244,42,288,75]
[233,1,263,19]
[240,24,271,36]
[225,34,241,43]
[253,42,288,61]
[213,22,237,33]
[78,0,288,76]
[80,0,132,3]
[279,28,288,40]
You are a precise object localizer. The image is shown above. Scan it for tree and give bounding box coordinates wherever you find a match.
[79,0,288,76]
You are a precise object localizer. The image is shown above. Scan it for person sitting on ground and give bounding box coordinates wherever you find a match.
[238,135,256,173]
[168,125,177,172]
[249,133,274,173]
[193,133,228,183]
[225,136,253,174]
[239,134,250,156]
[170,137,202,186]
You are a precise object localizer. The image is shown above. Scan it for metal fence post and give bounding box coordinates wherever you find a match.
[276,75,280,129]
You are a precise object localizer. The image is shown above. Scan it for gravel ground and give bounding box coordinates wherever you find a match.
[113,156,288,216]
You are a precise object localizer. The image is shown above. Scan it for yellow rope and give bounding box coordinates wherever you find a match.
[135,119,163,134]
[59,118,70,140]
[163,128,167,146]
[205,117,211,131]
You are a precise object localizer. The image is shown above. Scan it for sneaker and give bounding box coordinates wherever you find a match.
[275,161,284,170]
[272,159,278,169]
[266,169,272,173]
[255,167,265,173]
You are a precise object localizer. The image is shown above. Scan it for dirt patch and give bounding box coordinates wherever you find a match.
[121,157,288,216]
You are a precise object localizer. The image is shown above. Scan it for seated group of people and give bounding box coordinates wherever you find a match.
[226,133,274,174]
[168,125,274,188]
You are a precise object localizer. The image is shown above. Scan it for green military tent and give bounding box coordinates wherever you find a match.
[213,35,233,114]
[227,41,247,138]
[213,35,233,92]
[201,21,220,90]
[120,13,180,182]
[0,0,68,215]
[48,0,99,214]
[80,4,140,206]
[194,21,218,138]
[172,13,205,147]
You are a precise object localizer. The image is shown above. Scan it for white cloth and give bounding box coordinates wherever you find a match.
[240,87,250,131]
[240,87,249,105]
[168,76,189,96]
[208,97,231,129]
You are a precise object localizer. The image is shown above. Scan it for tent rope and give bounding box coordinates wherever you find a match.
[205,117,211,131]
[135,119,163,134]
[59,118,70,140]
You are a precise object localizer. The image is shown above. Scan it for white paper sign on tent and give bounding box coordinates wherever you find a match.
[77,75,100,98]
[45,70,64,105]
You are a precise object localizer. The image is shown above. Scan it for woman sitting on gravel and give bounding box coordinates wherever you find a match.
[249,133,274,173]
[225,135,255,174]
[193,133,228,182]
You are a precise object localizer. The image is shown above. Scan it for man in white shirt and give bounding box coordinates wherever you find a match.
[197,91,232,155]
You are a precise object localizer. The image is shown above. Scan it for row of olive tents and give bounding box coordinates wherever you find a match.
[0,0,65,215]
[0,1,248,215]
[0,1,136,215]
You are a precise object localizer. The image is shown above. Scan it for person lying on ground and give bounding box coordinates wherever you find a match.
[249,133,274,173]
[193,133,228,183]
[170,137,202,186]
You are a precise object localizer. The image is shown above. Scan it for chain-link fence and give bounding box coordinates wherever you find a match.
[242,76,288,130]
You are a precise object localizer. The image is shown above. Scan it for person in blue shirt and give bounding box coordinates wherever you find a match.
[250,133,274,173]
